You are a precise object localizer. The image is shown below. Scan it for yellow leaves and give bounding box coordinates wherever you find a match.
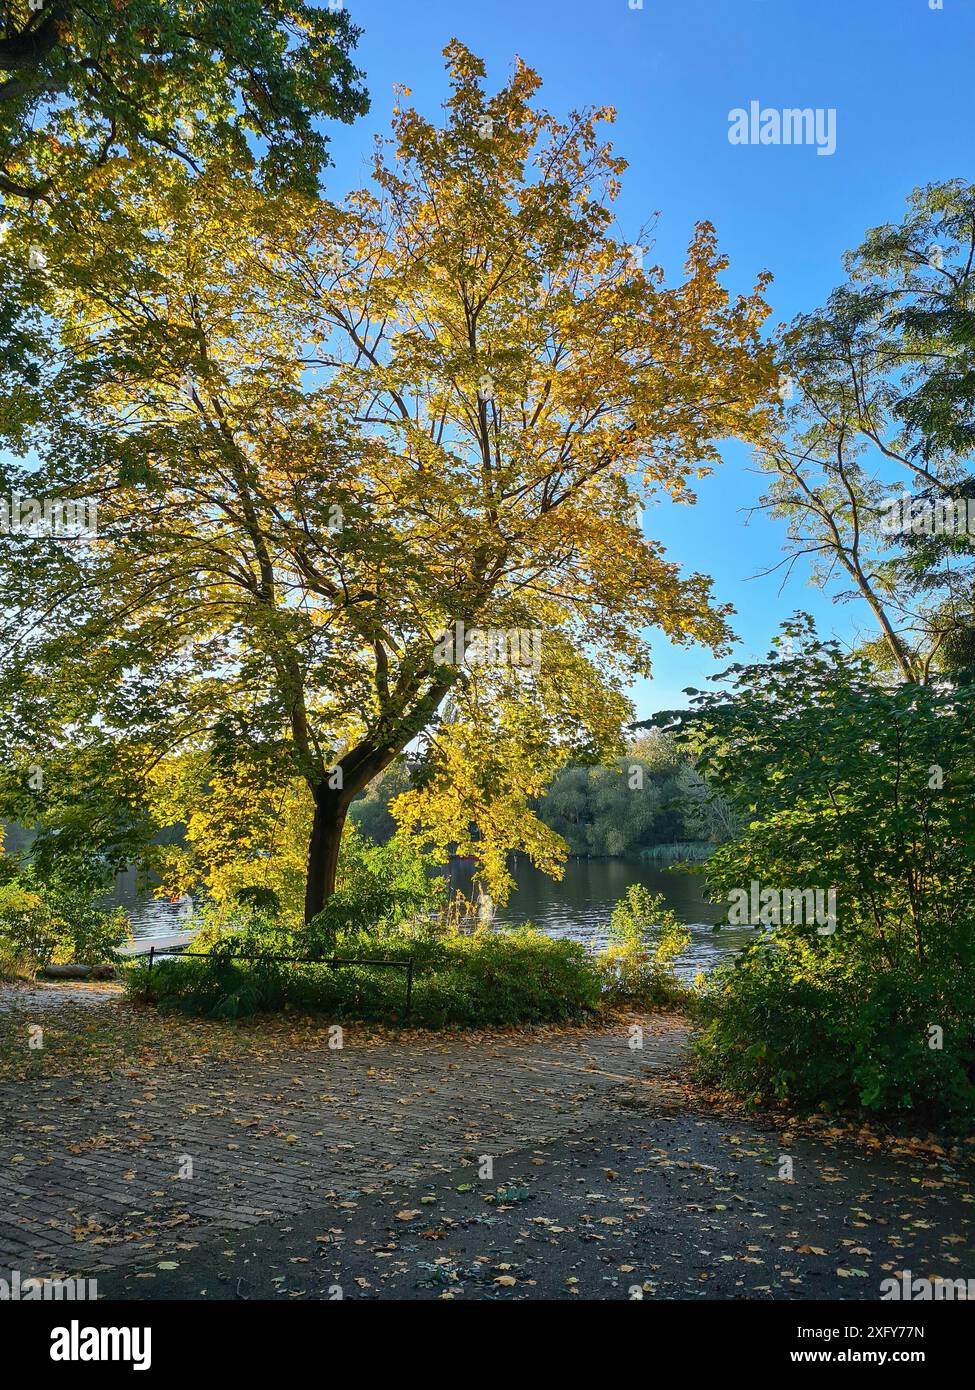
[147,760,311,924]
[0,883,46,915]
[27,45,775,912]
[391,710,571,903]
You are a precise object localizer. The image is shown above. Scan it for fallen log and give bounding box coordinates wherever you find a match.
[39,964,117,981]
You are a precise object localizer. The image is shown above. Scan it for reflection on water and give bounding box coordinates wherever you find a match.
[113,856,754,977]
[111,867,186,942]
[450,857,755,979]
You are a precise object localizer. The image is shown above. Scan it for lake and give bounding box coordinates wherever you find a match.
[116,856,752,978]
[451,856,751,979]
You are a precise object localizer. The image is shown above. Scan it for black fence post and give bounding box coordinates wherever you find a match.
[404,957,414,1021]
[147,946,155,1001]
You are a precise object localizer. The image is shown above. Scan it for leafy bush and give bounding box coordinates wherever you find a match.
[665,620,975,1129]
[0,882,48,972]
[304,830,445,955]
[126,926,602,1027]
[597,885,690,1005]
[693,935,975,1128]
[0,873,131,972]
[0,936,35,981]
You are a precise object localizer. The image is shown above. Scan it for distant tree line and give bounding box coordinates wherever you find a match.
[350,732,736,860]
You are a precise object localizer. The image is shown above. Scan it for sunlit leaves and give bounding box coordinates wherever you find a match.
[1,43,776,904]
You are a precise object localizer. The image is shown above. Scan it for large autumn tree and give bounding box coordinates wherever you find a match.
[1,43,777,921]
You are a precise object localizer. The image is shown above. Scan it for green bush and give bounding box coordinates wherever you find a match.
[0,874,131,973]
[0,936,35,981]
[668,621,975,1130]
[692,934,975,1129]
[597,885,690,1006]
[304,830,445,954]
[126,925,602,1027]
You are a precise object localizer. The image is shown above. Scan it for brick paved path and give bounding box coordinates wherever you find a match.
[0,993,685,1278]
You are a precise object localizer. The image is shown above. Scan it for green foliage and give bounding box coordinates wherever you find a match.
[766,180,975,682]
[538,761,659,856]
[0,0,368,199]
[0,870,130,971]
[693,936,975,1127]
[535,732,732,858]
[348,761,415,845]
[348,738,730,865]
[125,829,604,1027]
[304,830,445,954]
[598,885,690,1005]
[537,741,671,856]
[0,740,162,902]
[846,178,975,461]
[0,937,34,981]
[667,618,975,1127]
[668,763,741,845]
[126,927,601,1028]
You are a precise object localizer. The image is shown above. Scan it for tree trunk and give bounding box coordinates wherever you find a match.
[304,785,350,924]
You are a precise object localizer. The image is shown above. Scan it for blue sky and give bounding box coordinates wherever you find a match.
[324,0,975,716]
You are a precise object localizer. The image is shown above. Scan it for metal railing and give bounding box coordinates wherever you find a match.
[135,942,415,1019]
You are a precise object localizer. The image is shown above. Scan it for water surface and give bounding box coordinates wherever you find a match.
[114,856,753,977]
[450,856,751,979]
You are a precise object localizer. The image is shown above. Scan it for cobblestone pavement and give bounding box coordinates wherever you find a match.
[0,992,685,1278]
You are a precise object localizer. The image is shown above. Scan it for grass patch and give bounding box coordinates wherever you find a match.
[640,842,713,867]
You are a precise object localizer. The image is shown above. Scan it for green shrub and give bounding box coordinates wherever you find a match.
[0,875,130,971]
[692,933,975,1129]
[126,926,602,1027]
[304,831,445,954]
[597,885,690,1005]
[663,622,975,1131]
[0,881,48,972]
[0,936,35,981]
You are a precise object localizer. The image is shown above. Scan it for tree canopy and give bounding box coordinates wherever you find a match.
[762,180,975,682]
[0,42,777,919]
[0,0,368,199]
